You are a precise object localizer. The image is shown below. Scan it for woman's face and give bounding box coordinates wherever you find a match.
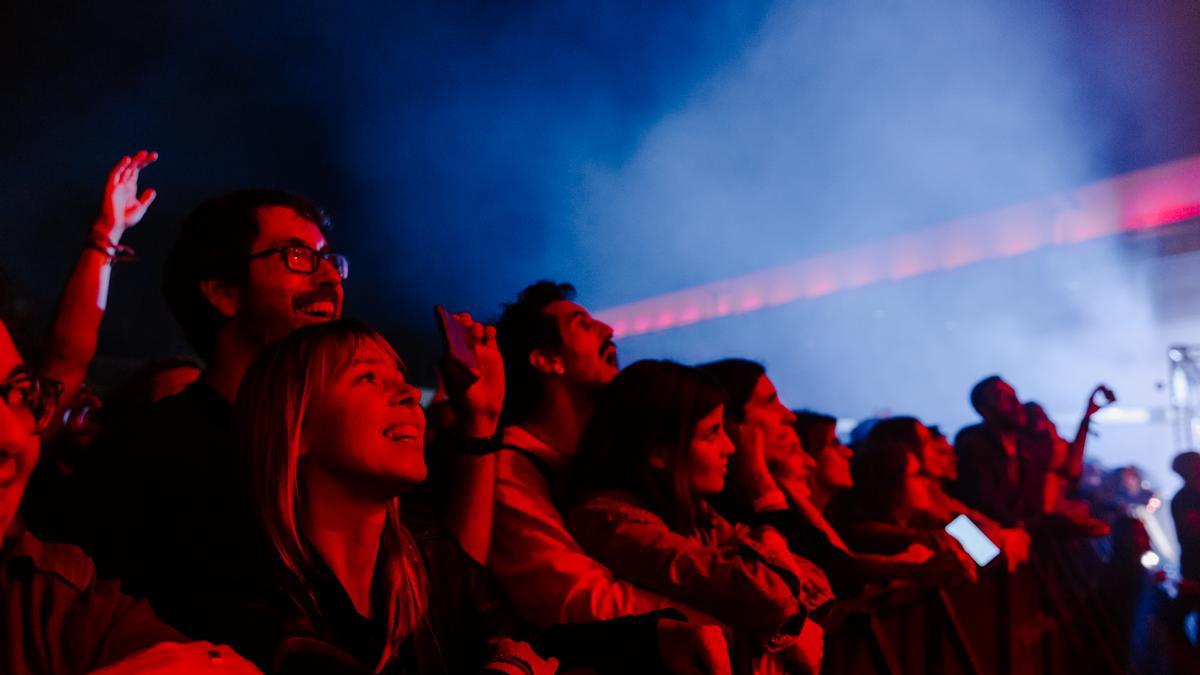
[742,374,800,464]
[687,404,736,496]
[903,449,934,512]
[815,430,854,490]
[301,339,427,495]
[927,434,958,480]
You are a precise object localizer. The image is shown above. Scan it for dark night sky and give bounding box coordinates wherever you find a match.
[2,0,1200,386]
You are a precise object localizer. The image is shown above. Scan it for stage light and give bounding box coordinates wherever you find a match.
[598,154,1200,338]
[1141,551,1160,569]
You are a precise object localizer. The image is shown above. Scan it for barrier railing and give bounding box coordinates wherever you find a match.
[821,536,1143,675]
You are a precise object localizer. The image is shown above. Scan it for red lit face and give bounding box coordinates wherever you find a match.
[913,423,933,458]
[301,340,426,497]
[742,374,800,464]
[0,322,38,537]
[927,433,958,481]
[815,431,854,490]
[542,300,619,389]
[686,405,735,496]
[239,206,344,347]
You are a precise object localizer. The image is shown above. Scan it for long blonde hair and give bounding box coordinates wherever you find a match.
[236,319,430,671]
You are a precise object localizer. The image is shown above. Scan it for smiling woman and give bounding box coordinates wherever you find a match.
[233,320,430,671]
[224,318,678,675]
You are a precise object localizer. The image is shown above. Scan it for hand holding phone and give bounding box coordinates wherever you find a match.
[435,305,480,373]
[944,514,1001,567]
[434,306,505,437]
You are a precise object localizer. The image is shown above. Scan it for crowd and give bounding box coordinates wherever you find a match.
[0,151,1195,674]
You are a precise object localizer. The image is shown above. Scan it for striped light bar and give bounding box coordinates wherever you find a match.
[597,155,1200,338]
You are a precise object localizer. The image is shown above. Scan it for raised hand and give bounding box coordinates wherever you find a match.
[96,150,158,245]
[1085,384,1114,417]
[727,421,786,509]
[935,531,980,582]
[441,311,505,438]
[997,528,1031,572]
[729,421,769,479]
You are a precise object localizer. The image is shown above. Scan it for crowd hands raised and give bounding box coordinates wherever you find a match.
[0,151,1159,675]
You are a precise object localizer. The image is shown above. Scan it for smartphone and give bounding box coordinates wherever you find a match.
[434,305,479,372]
[944,514,1001,567]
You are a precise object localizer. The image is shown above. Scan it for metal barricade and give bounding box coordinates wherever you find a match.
[821,537,1137,675]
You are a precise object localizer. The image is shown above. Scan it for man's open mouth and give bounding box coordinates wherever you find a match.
[298,300,336,319]
[601,341,618,366]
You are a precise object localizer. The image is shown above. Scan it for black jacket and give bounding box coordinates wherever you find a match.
[221,503,677,674]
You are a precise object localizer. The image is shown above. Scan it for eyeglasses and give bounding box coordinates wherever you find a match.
[0,374,64,433]
[246,245,349,280]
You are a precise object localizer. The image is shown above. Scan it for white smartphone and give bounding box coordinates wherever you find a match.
[944,514,1001,567]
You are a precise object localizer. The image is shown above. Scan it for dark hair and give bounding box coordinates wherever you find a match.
[851,416,924,522]
[1173,451,1200,480]
[163,189,331,360]
[496,280,576,425]
[794,410,837,457]
[969,375,1004,415]
[571,360,726,533]
[695,358,765,423]
[1023,401,1051,428]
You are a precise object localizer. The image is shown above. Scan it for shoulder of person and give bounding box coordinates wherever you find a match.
[954,424,986,442]
[102,382,220,461]
[151,380,229,427]
[695,500,736,532]
[571,490,664,526]
[9,531,97,592]
[1175,486,1200,505]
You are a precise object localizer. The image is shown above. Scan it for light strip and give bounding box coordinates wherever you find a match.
[597,155,1200,338]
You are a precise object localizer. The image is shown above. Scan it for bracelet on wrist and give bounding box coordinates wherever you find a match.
[84,232,137,262]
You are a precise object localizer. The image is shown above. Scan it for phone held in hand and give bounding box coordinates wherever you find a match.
[944,514,1001,567]
[434,305,479,372]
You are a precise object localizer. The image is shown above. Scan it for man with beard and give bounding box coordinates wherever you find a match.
[480,281,702,626]
[82,190,347,635]
[950,375,1038,528]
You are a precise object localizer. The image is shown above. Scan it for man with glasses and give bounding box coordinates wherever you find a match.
[0,344,63,540]
[1,318,264,674]
[83,189,348,636]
